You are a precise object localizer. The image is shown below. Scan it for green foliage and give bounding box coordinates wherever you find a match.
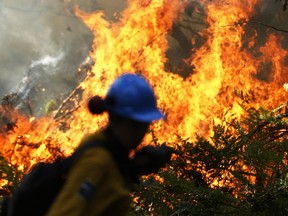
[44,99,57,114]
[131,94,288,215]
[0,155,22,197]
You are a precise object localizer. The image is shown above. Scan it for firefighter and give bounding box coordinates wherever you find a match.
[46,73,173,216]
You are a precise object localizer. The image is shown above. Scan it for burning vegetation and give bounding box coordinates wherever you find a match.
[0,0,287,214]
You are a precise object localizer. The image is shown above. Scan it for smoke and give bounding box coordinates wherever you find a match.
[0,0,127,99]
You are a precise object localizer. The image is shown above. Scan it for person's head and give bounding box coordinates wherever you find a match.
[88,73,164,150]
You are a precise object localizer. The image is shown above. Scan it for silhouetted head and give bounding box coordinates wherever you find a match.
[88,73,164,149]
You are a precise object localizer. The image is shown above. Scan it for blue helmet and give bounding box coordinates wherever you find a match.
[105,73,164,123]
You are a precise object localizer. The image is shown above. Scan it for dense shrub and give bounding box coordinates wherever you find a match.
[131,95,288,215]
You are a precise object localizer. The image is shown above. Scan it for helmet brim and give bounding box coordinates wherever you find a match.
[129,109,164,123]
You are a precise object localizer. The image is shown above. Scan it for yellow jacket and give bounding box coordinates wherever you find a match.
[46,130,133,216]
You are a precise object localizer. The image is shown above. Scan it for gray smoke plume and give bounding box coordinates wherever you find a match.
[0,0,127,116]
[0,0,127,97]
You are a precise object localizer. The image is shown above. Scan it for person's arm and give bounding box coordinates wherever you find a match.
[46,148,109,216]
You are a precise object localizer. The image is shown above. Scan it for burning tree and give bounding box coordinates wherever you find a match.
[131,93,288,215]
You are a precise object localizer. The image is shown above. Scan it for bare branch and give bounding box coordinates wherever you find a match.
[220,20,288,33]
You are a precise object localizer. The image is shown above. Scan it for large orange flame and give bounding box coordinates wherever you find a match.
[0,0,287,183]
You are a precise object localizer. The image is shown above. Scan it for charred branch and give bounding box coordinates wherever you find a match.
[221,20,288,33]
